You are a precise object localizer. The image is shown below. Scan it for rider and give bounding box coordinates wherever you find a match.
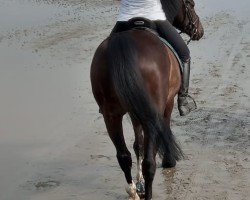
[111,0,197,116]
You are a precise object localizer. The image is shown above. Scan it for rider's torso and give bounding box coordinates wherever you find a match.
[117,0,166,21]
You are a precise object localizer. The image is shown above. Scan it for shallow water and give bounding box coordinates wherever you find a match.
[0,0,249,200]
[0,0,71,31]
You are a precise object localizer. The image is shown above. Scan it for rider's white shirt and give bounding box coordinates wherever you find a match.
[117,0,167,21]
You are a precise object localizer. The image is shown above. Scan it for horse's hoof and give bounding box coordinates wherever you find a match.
[136,181,145,198]
[128,197,140,200]
[126,181,140,200]
[128,193,140,200]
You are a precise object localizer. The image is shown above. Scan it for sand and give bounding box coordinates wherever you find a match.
[0,0,249,199]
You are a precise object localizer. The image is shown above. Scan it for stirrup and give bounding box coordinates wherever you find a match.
[178,94,197,116]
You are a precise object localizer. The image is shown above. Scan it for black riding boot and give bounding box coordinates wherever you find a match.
[178,59,197,116]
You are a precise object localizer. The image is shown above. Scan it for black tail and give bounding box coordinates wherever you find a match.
[107,32,183,161]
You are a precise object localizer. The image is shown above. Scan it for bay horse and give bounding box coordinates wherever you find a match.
[90,0,204,199]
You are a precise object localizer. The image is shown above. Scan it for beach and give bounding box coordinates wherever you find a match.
[0,0,249,199]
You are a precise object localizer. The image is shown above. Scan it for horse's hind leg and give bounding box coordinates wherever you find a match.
[143,135,157,200]
[103,112,139,200]
[131,119,144,197]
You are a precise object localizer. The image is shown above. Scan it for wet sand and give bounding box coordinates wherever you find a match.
[0,0,249,199]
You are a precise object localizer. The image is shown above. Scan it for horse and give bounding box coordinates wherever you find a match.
[90,0,204,199]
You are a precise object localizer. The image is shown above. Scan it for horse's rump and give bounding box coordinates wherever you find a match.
[91,29,181,112]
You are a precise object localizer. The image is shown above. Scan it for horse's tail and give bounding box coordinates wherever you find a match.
[107,32,183,161]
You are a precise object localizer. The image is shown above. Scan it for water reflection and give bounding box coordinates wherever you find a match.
[0,0,70,31]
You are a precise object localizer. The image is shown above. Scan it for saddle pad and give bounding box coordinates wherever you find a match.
[159,37,184,73]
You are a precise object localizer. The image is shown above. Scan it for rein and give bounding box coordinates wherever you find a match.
[179,0,199,45]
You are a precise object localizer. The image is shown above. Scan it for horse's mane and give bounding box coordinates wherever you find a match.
[160,0,181,23]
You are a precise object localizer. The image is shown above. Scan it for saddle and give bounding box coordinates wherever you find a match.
[115,17,184,72]
[127,17,158,33]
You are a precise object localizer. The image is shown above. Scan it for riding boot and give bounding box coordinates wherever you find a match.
[178,59,197,116]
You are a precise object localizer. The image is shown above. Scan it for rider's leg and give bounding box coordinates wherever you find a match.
[178,58,197,116]
[155,20,197,116]
[155,20,190,61]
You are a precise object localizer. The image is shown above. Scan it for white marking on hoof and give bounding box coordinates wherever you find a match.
[125,181,140,200]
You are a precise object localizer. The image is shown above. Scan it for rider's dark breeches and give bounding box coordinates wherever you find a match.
[111,20,190,62]
[155,20,190,62]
